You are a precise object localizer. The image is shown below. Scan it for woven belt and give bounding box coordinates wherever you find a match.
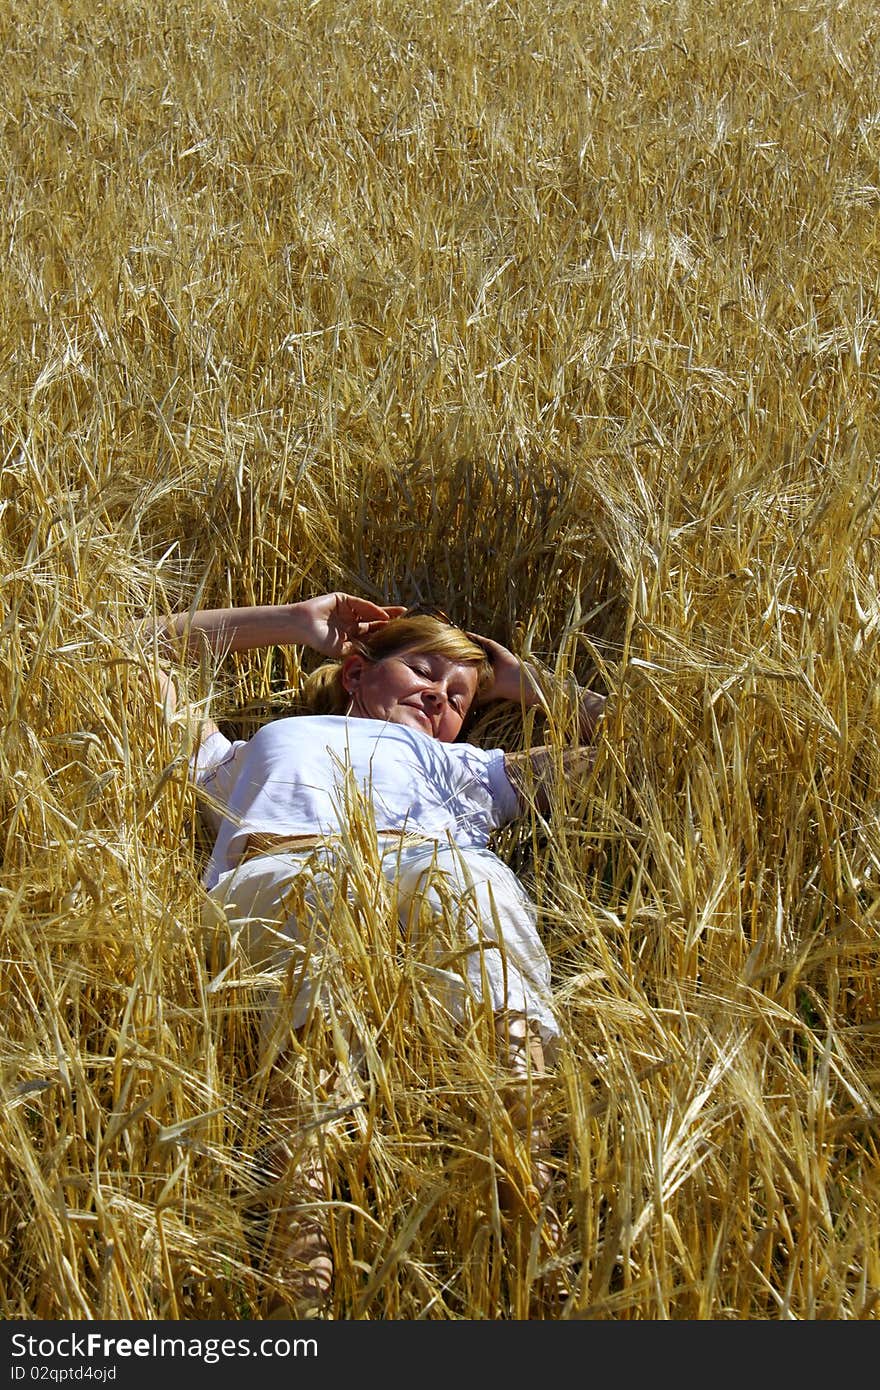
[240,834,332,863]
[240,829,435,864]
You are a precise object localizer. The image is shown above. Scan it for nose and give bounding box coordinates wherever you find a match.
[423,685,447,710]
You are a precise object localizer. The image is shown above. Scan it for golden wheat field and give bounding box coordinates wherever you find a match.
[2,0,879,1322]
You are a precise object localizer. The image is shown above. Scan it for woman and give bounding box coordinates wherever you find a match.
[157,591,605,1315]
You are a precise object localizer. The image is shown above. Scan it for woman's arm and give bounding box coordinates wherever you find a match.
[158,592,405,660]
[502,691,605,814]
[152,664,221,740]
[471,632,607,737]
[149,591,402,741]
[470,633,547,713]
[148,592,401,743]
[502,743,598,814]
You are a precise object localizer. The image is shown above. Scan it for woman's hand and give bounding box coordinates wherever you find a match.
[578,687,607,738]
[468,632,545,709]
[154,665,179,719]
[470,630,607,738]
[291,593,406,657]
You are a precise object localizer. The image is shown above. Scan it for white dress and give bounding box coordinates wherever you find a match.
[194,716,559,1049]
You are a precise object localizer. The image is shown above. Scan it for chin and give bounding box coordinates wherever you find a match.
[399,712,435,737]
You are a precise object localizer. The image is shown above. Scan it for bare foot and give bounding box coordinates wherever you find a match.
[265,1217,334,1319]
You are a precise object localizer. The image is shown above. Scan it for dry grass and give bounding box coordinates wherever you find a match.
[2,0,879,1319]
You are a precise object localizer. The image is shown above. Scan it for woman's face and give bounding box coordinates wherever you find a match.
[342,646,479,742]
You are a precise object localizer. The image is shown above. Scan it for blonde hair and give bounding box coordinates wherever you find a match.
[302,613,493,717]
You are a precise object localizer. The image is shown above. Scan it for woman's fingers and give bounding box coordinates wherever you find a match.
[578,688,607,737]
[339,595,405,622]
[465,630,496,657]
[332,596,406,644]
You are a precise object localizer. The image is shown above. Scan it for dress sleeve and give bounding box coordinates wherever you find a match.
[190,729,248,824]
[453,742,523,834]
[481,746,522,826]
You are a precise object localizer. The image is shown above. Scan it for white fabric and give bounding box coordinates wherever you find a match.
[193,714,558,1045]
[207,837,559,1050]
[193,716,520,891]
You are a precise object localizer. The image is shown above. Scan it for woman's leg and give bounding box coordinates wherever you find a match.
[209,854,339,1316]
[389,844,559,1210]
[493,1009,553,1210]
[256,1066,335,1319]
[390,843,561,1052]
[494,1011,568,1308]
